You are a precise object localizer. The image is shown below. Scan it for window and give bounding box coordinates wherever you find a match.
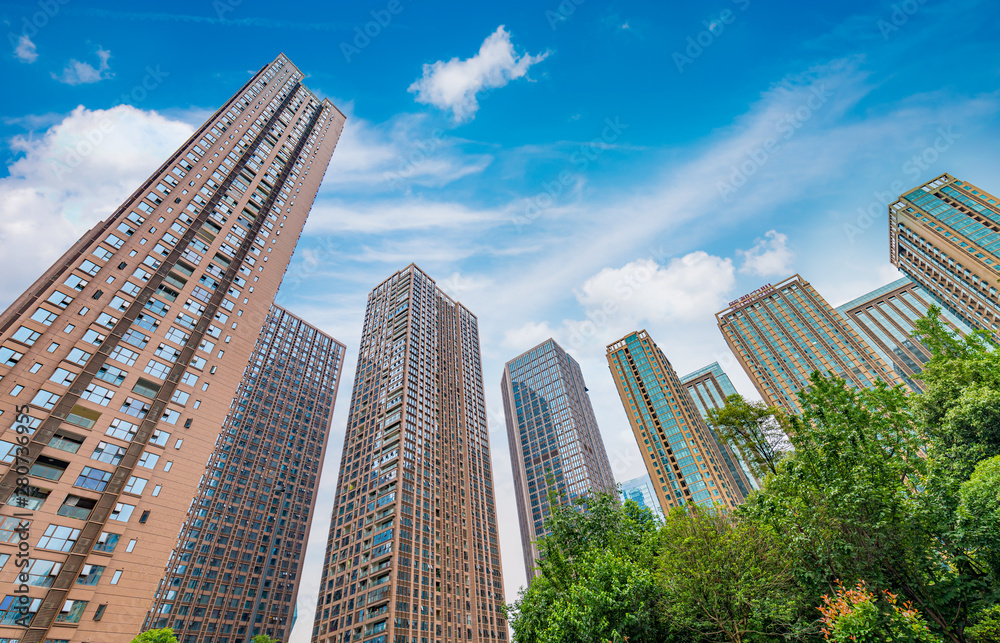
[0,346,24,366]
[155,343,181,362]
[134,313,159,332]
[109,503,135,522]
[144,359,171,379]
[30,308,58,326]
[37,524,81,552]
[120,397,150,419]
[12,326,42,346]
[132,378,161,399]
[75,467,112,492]
[21,558,61,587]
[0,594,41,625]
[93,603,107,621]
[126,539,137,553]
[93,532,120,553]
[163,461,172,472]
[92,245,114,261]
[64,274,88,290]
[95,365,128,387]
[82,329,105,346]
[7,485,50,510]
[30,389,60,410]
[48,367,77,387]
[95,312,117,329]
[76,564,105,586]
[110,570,123,585]
[106,418,138,441]
[124,476,147,495]
[137,452,160,469]
[152,485,162,497]
[81,383,114,406]
[30,456,69,481]
[91,442,126,465]
[109,345,139,366]
[0,517,29,544]
[122,329,149,349]
[57,495,97,520]
[49,429,86,452]
[149,430,170,447]
[66,347,91,365]
[171,390,190,405]
[164,326,190,345]
[161,409,179,424]
[46,290,73,308]
[55,599,88,624]
[64,406,100,431]
[79,260,100,275]
[0,441,15,464]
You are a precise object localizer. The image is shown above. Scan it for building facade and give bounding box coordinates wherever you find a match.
[0,54,344,643]
[680,363,758,495]
[500,338,615,582]
[311,265,507,643]
[145,305,345,642]
[606,330,745,515]
[889,173,1000,338]
[836,277,971,392]
[716,275,902,415]
[617,474,664,521]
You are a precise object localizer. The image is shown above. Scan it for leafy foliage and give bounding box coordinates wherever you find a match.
[818,581,940,643]
[705,394,792,481]
[130,629,178,643]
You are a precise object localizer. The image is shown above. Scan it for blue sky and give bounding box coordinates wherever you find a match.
[3,0,1000,638]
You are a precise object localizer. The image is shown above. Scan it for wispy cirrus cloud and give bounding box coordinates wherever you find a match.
[408,25,549,122]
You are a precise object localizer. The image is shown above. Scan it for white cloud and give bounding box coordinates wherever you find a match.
[0,105,194,305]
[52,47,113,85]
[408,26,549,122]
[737,229,794,277]
[14,35,38,63]
[576,252,736,325]
[501,321,557,352]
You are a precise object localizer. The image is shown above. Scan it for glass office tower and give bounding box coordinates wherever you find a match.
[501,338,615,581]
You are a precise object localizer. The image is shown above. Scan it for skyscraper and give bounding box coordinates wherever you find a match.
[145,305,345,642]
[836,277,971,392]
[617,474,664,521]
[889,173,1000,338]
[0,54,344,643]
[716,275,902,415]
[500,338,615,582]
[606,330,745,514]
[680,363,758,495]
[311,265,507,643]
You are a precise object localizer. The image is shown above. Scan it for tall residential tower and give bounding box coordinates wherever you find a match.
[889,173,1000,338]
[146,305,346,642]
[311,265,507,643]
[680,363,758,495]
[607,330,745,514]
[0,54,344,643]
[716,275,902,415]
[501,338,615,582]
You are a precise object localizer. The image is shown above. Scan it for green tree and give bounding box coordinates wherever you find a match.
[706,394,792,481]
[957,456,1000,581]
[130,629,178,643]
[252,635,280,643]
[657,505,800,643]
[818,581,940,643]
[508,492,676,643]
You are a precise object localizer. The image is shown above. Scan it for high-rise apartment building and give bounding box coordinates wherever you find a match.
[311,265,506,643]
[889,173,1000,338]
[716,275,902,415]
[836,277,970,392]
[0,54,344,643]
[606,330,745,514]
[680,363,758,495]
[500,338,615,582]
[617,474,664,521]
[145,305,345,642]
